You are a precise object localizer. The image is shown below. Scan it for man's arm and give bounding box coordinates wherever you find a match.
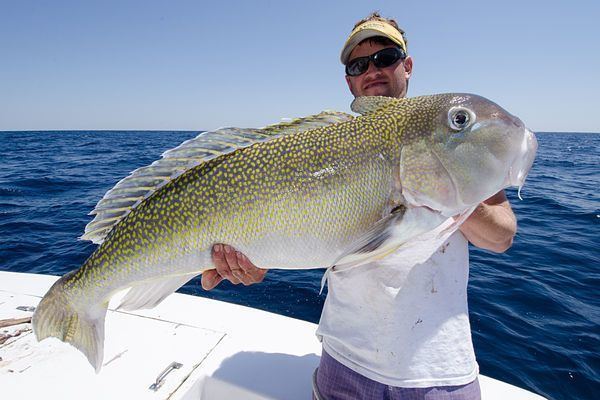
[459,190,517,253]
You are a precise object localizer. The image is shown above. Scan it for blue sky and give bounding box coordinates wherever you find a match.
[1,0,598,132]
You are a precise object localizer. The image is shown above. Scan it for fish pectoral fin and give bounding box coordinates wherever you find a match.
[333,206,406,269]
[333,206,448,269]
[350,96,400,115]
[117,272,200,311]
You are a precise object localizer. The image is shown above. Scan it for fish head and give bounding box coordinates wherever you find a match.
[399,93,538,216]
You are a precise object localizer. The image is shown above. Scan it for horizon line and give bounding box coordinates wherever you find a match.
[1,129,599,135]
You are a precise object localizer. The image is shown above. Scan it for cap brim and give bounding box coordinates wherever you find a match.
[340,23,406,64]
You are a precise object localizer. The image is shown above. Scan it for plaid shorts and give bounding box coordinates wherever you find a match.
[313,350,481,400]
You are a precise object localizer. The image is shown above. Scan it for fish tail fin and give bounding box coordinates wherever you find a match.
[32,274,108,373]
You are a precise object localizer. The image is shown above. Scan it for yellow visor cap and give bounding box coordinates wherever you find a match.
[340,20,407,64]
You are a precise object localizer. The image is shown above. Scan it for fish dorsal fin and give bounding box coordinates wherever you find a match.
[350,96,399,115]
[81,110,354,244]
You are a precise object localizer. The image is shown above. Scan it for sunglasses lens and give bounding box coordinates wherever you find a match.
[373,48,404,68]
[346,58,369,77]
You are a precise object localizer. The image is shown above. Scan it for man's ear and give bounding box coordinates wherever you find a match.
[403,56,413,79]
[345,75,356,96]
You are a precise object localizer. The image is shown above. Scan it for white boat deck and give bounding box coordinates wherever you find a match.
[0,272,544,399]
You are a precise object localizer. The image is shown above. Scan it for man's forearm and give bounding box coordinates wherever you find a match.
[459,191,517,253]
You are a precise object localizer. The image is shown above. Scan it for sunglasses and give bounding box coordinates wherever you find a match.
[345,47,406,77]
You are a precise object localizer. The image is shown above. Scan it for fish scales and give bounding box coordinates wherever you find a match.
[82,109,401,292]
[32,93,538,372]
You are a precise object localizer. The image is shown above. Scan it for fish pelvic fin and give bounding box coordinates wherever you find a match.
[32,274,108,373]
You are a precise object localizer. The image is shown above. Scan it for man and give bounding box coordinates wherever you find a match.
[202,12,516,400]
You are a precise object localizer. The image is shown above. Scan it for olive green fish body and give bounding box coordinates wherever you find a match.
[70,112,402,303]
[32,94,538,372]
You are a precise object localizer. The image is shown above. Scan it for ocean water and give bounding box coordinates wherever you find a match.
[0,130,598,399]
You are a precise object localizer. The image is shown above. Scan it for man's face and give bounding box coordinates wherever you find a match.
[345,41,413,99]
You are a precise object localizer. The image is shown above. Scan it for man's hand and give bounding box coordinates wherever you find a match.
[201,244,267,290]
[459,190,517,253]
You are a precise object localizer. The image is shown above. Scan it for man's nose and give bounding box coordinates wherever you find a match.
[363,60,381,77]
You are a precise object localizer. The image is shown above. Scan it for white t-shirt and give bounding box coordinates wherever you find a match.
[316,224,478,388]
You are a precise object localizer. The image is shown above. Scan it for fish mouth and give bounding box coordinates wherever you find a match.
[508,128,538,198]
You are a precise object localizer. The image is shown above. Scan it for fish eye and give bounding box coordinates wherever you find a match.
[448,107,474,131]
